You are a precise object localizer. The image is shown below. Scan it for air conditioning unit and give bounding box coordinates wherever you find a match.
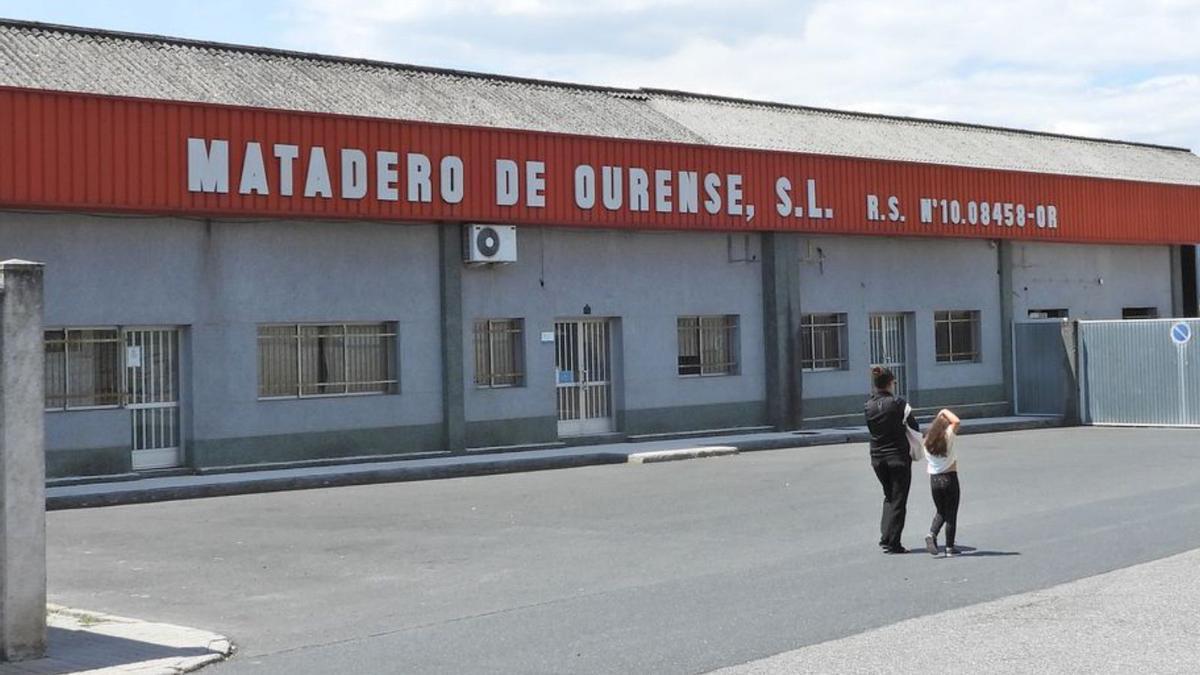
[463,224,517,264]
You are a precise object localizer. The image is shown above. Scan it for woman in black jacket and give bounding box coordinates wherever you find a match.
[864,366,920,554]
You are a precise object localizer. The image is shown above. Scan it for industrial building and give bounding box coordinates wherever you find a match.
[0,20,1197,479]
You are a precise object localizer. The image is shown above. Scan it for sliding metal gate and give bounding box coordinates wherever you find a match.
[126,328,182,470]
[1079,319,1200,427]
[554,319,614,436]
[869,314,910,398]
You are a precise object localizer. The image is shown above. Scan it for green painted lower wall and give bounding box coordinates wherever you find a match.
[466,416,558,448]
[191,423,445,469]
[47,446,131,479]
[803,384,1010,427]
[622,400,767,435]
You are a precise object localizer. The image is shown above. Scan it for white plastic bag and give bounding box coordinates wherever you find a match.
[907,425,925,462]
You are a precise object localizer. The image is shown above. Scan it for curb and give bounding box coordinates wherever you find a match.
[628,446,738,464]
[47,452,627,510]
[47,418,1063,510]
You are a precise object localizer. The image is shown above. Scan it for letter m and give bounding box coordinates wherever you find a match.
[187,138,230,193]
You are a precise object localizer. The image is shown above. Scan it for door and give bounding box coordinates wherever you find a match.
[869,314,910,399]
[125,328,183,470]
[554,319,615,436]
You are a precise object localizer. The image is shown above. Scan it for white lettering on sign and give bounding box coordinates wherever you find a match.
[239,142,269,195]
[274,144,300,196]
[182,137,1070,232]
[918,198,1058,229]
[341,149,368,200]
[304,146,332,198]
[441,156,465,204]
[377,151,399,201]
[187,138,229,193]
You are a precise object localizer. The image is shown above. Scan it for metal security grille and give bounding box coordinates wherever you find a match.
[555,319,614,436]
[474,319,525,387]
[1079,319,1200,427]
[43,328,123,410]
[257,323,397,398]
[1013,320,1071,416]
[801,313,848,371]
[677,315,738,376]
[935,310,981,363]
[126,328,182,470]
[869,314,909,398]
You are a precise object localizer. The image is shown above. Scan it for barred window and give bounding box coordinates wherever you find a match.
[258,323,397,398]
[935,311,981,363]
[474,319,525,388]
[44,328,123,410]
[1122,307,1159,320]
[801,313,848,371]
[678,315,739,376]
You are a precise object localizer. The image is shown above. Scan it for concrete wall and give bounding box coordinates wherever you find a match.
[0,210,1181,476]
[1,213,443,475]
[1011,242,1174,320]
[460,228,766,445]
[797,236,1006,423]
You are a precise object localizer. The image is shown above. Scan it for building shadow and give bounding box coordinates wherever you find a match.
[0,627,220,674]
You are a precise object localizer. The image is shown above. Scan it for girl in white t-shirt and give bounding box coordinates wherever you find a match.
[923,409,962,557]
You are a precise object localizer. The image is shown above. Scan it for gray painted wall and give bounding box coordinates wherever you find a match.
[1011,242,1174,320]
[2,213,444,472]
[0,210,1181,475]
[460,228,766,441]
[796,236,1005,418]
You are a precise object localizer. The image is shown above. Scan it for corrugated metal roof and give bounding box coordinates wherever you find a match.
[2,19,1199,186]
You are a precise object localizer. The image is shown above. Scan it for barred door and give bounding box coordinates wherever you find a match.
[869,314,909,399]
[555,319,614,436]
[126,328,182,470]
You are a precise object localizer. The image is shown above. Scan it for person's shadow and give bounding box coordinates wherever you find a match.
[951,545,1020,557]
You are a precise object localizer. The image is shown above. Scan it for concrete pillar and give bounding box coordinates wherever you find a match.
[761,233,803,430]
[438,226,466,452]
[0,259,47,662]
[997,240,1016,414]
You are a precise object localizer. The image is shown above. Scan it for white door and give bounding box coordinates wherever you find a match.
[555,319,615,436]
[869,314,910,399]
[126,328,183,470]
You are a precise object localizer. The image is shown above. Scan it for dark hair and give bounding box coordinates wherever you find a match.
[871,365,895,390]
[924,414,951,457]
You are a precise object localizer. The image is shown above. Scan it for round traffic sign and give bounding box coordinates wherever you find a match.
[1171,322,1192,345]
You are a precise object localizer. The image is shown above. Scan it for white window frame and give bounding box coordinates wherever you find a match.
[677,315,740,377]
[474,318,526,388]
[257,322,398,400]
[800,313,849,372]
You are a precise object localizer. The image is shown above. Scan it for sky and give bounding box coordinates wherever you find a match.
[2,0,1199,151]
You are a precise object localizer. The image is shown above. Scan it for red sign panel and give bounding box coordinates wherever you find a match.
[1,86,1198,244]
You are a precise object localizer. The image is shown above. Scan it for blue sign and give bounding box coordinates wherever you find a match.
[556,370,575,384]
[1171,322,1192,346]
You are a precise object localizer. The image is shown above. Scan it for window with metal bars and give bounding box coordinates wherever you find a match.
[677,315,739,376]
[257,323,397,398]
[800,313,848,371]
[1121,306,1159,319]
[934,310,981,363]
[43,328,123,410]
[474,319,525,388]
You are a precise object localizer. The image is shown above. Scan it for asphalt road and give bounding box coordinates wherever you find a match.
[45,427,1200,674]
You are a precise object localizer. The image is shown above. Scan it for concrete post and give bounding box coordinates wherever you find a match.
[438,226,466,452]
[761,233,803,430]
[0,259,47,662]
[997,241,1016,414]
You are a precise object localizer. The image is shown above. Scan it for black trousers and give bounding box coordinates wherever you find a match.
[929,472,961,548]
[871,455,912,549]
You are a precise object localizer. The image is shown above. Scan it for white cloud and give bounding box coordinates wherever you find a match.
[282,0,1200,150]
